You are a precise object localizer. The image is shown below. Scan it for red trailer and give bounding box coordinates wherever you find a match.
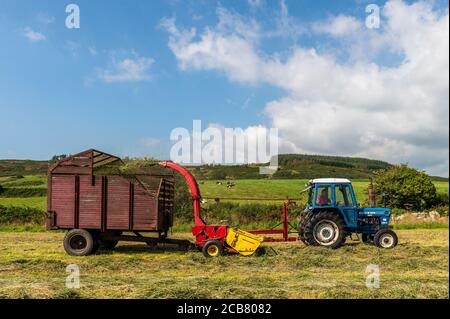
[47,149,189,256]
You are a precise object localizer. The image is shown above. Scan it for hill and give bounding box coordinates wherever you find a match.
[0,160,49,177]
[188,154,393,180]
[1,154,447,180]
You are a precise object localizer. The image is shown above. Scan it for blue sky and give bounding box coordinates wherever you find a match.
[0,0,448,176]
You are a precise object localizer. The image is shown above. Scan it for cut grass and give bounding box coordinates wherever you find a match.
[0,229,447,299]
[0,221,447,233]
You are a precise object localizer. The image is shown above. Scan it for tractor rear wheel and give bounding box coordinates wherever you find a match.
[301,211,347,249]
[202,240,224,257]
[298,213,317,246]
[374,229,398,249]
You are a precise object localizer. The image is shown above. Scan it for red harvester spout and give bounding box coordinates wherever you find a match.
[158,161,206,227]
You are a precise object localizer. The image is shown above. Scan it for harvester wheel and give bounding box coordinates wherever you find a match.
[64,229,95,256]
[374,229,398,249]
[301,211,347,249]
[202,240,224,257]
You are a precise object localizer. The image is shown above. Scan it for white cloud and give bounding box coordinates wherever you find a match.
[270,0,306,38]
[97,54,155,83]
[161,16,261,84]
[162,0,449,176]
[312,14,362,37]
[36,12,55,25]
[19,27,46,42]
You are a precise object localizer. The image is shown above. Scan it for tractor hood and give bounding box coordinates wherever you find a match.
[359,207,391,216]
[359,207,392,225]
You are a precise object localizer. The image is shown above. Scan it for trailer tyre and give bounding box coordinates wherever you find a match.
[202,240,224,257]
[374,229,398,249]
[64,229,95,256]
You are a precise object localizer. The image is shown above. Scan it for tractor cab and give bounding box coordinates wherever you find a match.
[299,178,398,249]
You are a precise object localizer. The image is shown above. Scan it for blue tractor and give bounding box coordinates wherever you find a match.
[298,178,398,249]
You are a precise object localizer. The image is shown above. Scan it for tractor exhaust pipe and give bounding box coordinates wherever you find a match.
[368,177,376,207]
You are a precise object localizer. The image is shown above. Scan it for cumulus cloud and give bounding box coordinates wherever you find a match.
[19,27,46,42]
[312,15,362,37]
[97,54,154,83]
[161,14,261,84]
[162,0,449,176]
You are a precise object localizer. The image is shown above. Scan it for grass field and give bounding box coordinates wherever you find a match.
[0,175,46,188]
[199,179,449,204]
[0,197,47,210]
[0,229,447,299]
[0,177,447,210]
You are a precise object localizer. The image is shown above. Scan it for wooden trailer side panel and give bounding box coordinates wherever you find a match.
[157,179,174,230]
[106,176,130,229]
[78,175,102,229]
[51,175,75,228]
[133,184,158,231]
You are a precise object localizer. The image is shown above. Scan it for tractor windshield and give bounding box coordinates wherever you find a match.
[334,184,355,207]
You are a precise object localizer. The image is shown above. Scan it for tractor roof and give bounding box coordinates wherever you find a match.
[310,178,351,184]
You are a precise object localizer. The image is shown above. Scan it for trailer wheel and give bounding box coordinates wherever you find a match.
[374,229,398,249]
[202,240,224,257]
[63,229,95,256]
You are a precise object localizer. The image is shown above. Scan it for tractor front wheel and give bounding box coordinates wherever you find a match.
[374,229,398,249]
[202,240,224,257]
